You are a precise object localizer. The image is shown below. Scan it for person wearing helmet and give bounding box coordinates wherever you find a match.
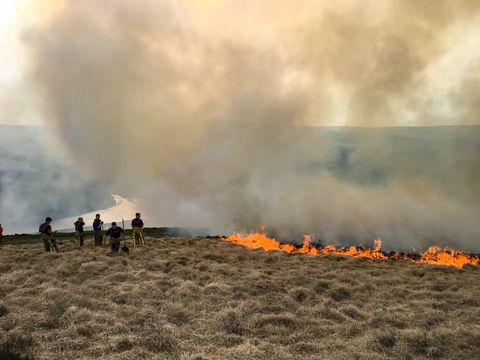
[39,217,58,252]
[74,217,85,248]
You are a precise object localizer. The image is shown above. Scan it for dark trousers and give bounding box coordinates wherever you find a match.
[133,227,144,245]
[75,231,84,247]
[42,235,58,252]
[111,238,120,253]
[94,230,103,246]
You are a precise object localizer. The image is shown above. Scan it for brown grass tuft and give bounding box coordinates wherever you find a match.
[218,310,245,335]
[0,303,8,317]
[0,332,35,360]
[368,330,397,353]
[115,338,134,352]
[140,331,178,353]
[328,286,351,301]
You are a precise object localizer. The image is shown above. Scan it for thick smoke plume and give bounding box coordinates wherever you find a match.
[22,0,480,250]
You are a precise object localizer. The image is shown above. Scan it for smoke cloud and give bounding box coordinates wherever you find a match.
[17,0,480,250]
[0,125,113,233]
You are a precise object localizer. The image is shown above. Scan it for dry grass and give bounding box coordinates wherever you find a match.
[0,235,479,359]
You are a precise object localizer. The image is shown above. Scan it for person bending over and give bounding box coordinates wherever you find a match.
[105,222,124,254]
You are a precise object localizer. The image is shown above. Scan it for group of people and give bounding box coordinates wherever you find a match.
[38,213,145,254]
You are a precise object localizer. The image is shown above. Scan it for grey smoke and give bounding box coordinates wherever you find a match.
[15,0,480,250]
[0,125,112,233]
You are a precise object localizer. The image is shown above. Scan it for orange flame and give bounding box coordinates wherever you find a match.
[223,231,479,269]
[226,232,296,253]
[419,246,479,268]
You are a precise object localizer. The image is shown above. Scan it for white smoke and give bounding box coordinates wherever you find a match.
[5,0,480,250]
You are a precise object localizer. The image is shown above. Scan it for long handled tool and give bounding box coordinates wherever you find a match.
[121,218,129,253]
[101,221,107,247]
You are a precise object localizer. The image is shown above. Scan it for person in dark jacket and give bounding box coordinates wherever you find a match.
[39,217,58,252]
[105,222,124,254]
[131,212,144,246]
[74,217,85,247]
[92,214,104,247]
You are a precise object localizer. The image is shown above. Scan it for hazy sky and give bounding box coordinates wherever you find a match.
[1,0,480,126]
[0,0,54,124]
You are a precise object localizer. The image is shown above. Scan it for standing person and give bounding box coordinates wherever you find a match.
[105,222,123,254]
[131,212,145,246]
[0,224,3,243]
[74,217,85,248]
[39,217,58,252]
[92,214,104,247]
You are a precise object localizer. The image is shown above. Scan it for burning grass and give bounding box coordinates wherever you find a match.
[224,232,480,268]
[0,233,479,359]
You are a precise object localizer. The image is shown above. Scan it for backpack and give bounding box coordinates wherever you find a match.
[39,222,47,233]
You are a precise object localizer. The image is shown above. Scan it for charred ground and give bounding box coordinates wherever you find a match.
[0,232,479,359]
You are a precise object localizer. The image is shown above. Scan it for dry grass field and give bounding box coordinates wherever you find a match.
[0,233,479,359]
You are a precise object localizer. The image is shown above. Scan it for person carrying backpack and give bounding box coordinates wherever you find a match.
[39,217,58,252]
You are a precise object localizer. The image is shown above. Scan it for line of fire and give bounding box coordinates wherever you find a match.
[221,230,480,269]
